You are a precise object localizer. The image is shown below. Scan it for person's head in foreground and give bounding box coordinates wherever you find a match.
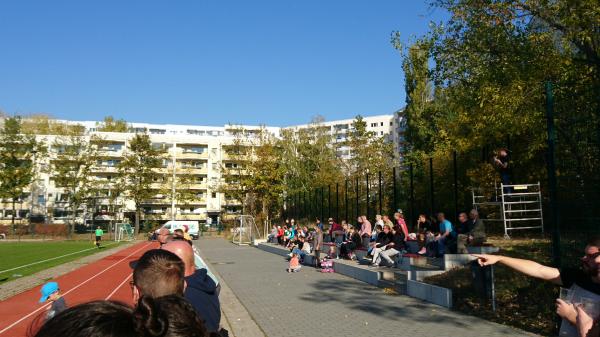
[173,229,184,239]
[39,282,61,303]
[582,237,600,280]
[31,296,212,337]
[132,249,185,303]
[162,240,196,277]
[157,227,171,245]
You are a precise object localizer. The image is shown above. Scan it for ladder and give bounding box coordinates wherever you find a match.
[472,182,544,239]
[500,182,544,239]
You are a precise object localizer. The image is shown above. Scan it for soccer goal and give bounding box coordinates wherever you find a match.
[232,215,261,245]
[115,223,135,242]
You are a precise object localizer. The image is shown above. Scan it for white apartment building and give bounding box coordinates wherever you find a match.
[288,114,402,159]
[0,113,404,226]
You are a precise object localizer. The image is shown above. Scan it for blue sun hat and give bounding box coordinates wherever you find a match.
[39,282,59,303]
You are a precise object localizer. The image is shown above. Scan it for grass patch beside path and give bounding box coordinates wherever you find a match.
[0,240,125,284]
[424,236,586,336]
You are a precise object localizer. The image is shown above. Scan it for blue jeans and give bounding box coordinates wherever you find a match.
[292,248,306,260]
[437,237,446,256]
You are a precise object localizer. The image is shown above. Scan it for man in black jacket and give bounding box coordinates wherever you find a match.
[163,241,221,333]
[377,226,406,267]
[370,224,393,267]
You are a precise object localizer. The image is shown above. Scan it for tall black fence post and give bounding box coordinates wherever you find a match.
[321,187,324,223]
[366,172,370,220]
[335,183,339,221]
[410,164,415,230]
[378,170,383,215]
[328,185,331,220]
[392,167,397,213]
[429,157,435,216]
[546,81,561,267]
[345,180,348,222]
[355,176,359,220]
[453,151,459,223]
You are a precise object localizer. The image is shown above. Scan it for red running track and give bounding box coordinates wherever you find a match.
[0,241,157,337]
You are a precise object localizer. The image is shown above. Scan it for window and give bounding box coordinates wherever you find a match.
[390,121,393,126]
[152,143,167,151]
[149,129,166,134]
[370,123,377,127]
[381,131,384,135]
[211,192,217,198]
[380,122,384,126]
[187,129,206,136]
[183,146,206,154]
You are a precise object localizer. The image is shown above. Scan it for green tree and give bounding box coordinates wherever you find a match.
[96,116,129,133]
[0,117,43,231]
[118,134,164,235]
[50,135,100,235]
[21,114,85,136]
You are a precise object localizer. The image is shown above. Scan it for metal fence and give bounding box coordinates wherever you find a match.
[282,81,600,267]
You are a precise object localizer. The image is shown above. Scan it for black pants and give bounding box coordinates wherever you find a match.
[95,236,101,247]
[340,242,356,258]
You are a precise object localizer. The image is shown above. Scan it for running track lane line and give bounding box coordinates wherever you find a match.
[0,242,118,274]
[105,274,132,300]
[0,242,152,335]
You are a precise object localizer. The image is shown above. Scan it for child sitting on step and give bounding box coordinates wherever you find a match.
[288,252,302,273]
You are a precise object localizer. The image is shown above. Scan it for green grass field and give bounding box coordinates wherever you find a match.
[0,240,124,284]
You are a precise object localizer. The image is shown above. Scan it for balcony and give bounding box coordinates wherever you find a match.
[176,152,208,160]
[187,183,208,190]
[177,167,208,175]
[92,166,119,173]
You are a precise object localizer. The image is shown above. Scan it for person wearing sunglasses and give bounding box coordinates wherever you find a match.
[474,237,600,336]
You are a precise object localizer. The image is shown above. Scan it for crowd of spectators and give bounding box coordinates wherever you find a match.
[30,227,226,337]
[271,211,599,337]
[273,209,486,268]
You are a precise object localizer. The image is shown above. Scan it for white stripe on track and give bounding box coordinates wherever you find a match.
[105,274,132,300]
[0,242,118,274]
[0,242,151,335]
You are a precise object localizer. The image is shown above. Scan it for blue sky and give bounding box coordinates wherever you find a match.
[0,1,445,126]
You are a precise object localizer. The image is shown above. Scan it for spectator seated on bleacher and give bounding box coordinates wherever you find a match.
[435,212,456,256]
[328,218,345,244]
[339,226,361,260]
[290,235,310,262]
[366,224,383,257]
[268,226,278,243]
[369,224,393,267]
[456,209,486,253]
[405,233,420,254]
[372,225,406,267]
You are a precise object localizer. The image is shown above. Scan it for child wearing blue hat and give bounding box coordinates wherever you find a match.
[39,281,67,320]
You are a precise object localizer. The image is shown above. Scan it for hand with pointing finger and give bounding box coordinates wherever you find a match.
[472,254,502,267]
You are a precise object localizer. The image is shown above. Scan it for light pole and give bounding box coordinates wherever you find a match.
[29,150,38,229]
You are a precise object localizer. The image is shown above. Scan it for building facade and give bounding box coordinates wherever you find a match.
[0,113,404,226]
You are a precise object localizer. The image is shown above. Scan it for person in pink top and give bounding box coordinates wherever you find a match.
[359,215,372,248]
[288,252,301,272]
[394,211,409,239]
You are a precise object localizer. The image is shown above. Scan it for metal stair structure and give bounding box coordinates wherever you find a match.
[472,182,544,239]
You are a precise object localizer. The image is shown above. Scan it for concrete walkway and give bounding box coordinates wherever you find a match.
[195,238,536,337]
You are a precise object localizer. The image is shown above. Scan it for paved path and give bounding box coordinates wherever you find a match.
[197,238,535,337]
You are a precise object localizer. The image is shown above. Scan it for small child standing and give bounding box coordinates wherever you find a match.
[287,253,301,273]
[39,281,67,321]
